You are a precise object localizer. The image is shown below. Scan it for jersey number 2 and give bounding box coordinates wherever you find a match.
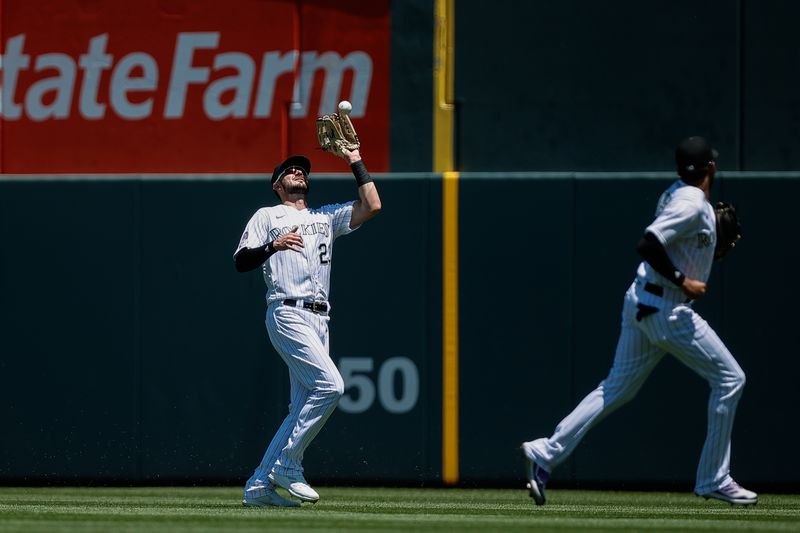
[319,243,330,264]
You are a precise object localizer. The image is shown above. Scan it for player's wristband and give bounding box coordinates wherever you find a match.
[351,160,373,186]
[264,241,276,257]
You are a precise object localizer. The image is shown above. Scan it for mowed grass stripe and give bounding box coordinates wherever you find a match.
[3,502,798,519]
[1,516,798,533]
[2,513,798,533]
[0,487,798,532]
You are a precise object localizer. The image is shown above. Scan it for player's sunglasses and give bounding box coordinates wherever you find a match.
[281,166,307,178]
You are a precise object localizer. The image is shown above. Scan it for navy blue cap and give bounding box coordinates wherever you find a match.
[271,155,311,185]
[675,137,718,174]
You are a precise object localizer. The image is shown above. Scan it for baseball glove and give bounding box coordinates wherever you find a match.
[316,113,360,157]
[714,201,742,260]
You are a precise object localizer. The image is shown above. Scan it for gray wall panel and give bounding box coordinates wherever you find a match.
[742,0,800,170]
[457,177,575,480]
[455,1,738,171]
[0,182,140,480]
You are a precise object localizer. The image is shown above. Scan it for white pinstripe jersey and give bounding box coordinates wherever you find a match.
[640,179,716,285]
[235,202,358,305]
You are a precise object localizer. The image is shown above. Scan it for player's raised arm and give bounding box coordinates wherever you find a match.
[316,101,381,227]
[339,148,381,228]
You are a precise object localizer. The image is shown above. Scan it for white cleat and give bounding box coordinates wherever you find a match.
[268,471,320,503]
[700,480,758,506]
[242,486,300,507]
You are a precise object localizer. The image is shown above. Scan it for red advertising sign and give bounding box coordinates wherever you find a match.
[0,0,390,173]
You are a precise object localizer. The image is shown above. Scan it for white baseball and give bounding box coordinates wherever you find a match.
[338,100,352,115]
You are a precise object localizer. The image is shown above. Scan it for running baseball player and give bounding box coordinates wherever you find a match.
[235,148,381,507]
[521,137,756,506]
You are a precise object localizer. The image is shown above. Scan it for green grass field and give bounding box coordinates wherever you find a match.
[1,487,798,532]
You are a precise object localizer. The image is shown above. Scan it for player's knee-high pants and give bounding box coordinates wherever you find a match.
[245,303,344,491]
[528,281,746,494]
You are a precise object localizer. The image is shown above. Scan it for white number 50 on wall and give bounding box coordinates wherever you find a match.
[337,357,419,414]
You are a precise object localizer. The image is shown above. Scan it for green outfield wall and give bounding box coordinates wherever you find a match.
[453,0,800,173]
[1,173,797,488]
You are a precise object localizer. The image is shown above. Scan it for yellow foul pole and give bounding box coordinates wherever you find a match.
[434,0,459,486]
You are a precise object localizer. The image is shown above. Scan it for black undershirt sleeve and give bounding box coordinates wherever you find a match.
[234,242,276,273]
[636,232,686,287]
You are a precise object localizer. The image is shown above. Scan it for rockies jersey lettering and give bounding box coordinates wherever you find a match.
[235,202,357,306]
[269,222,331,240]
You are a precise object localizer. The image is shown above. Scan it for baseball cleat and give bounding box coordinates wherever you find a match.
[268,471,320,503]
[520,442,550,506]
[242,486,300,507]
[699,480,758,506]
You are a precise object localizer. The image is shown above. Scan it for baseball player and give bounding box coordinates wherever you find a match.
[235,147,381,507]
[521,137,756,506]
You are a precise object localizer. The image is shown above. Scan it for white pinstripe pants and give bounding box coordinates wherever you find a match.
[245,302,344,491]
[529,281,746,494]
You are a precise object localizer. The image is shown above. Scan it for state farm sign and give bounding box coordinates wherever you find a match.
[1,33,373,122]
[0,0,390,173]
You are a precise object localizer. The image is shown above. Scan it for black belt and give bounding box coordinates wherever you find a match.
[283,299,328,314]
[638,282,663,321]
[636,303,659,321]
[644,282,663,297]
